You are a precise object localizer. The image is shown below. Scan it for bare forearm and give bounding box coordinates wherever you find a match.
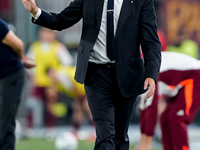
[11,37,24,59]
[13,41,24,59]
[2,30,24,59]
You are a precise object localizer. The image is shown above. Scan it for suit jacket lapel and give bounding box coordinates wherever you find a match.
[116,0,135,38]
[95,0,104,29]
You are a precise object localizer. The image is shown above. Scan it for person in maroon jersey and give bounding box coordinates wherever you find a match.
[134,51,200,150]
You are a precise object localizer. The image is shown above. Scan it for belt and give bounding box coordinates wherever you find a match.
[89,62,116,68]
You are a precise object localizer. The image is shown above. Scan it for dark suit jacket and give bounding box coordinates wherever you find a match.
[33,0,161,97]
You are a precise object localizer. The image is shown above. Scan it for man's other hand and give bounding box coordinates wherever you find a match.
[144,78,155,99]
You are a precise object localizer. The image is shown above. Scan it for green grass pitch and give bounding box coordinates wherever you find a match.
[15,138,162,150]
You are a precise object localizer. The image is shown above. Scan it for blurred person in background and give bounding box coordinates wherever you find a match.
[25,27,73,136]
[47,66,96,140]
[166,35,199,59]
[135,52,200,150]
[0,17,35,150]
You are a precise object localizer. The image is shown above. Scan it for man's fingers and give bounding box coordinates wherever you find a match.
[144,80,148,90]
[145,89,153,99]
[144,78,156,99]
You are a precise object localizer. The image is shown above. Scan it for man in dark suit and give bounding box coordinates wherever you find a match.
[21,0,161,149]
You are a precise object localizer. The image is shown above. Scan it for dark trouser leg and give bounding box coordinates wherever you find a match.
[0,69,25,150]
[114,95,135,150]
[84,84,116,150]
[84,63,135,150]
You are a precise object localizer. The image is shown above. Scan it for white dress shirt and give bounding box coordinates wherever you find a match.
[90,0,123,64]
[34,0,124,64]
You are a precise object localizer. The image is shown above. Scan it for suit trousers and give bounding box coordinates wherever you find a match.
[84,62,136,150]
[0,68,25,150]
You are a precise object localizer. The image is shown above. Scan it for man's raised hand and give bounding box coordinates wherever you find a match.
[21,0,38,16]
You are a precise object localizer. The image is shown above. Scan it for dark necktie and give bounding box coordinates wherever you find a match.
[107,0,115,61]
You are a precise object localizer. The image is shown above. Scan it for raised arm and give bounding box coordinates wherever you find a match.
[21,0,38,17]
[21,0,83,31]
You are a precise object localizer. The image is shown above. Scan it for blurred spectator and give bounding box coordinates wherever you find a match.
[25,27,73,136]
[166,36,199,59]
[47,66,96,140]
[135,52,200,150]
[0,17,35,150]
